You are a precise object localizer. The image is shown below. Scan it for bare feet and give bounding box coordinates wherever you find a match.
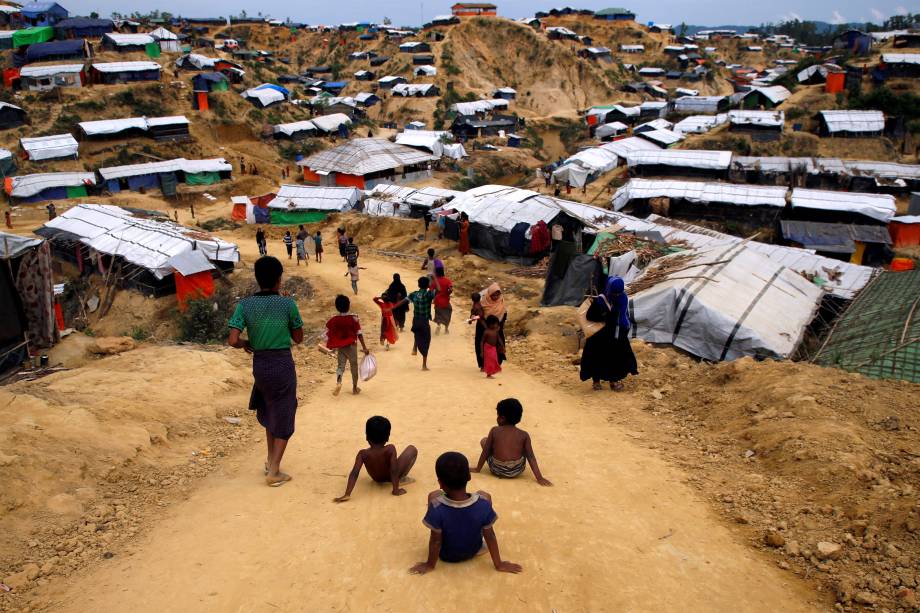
[611,381,624,392]
[352,387,361,395]
[266,472,292,487]
[422,366,430,371]
[333,382,342,396]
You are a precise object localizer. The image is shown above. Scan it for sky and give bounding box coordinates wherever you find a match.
[65,0,913,27]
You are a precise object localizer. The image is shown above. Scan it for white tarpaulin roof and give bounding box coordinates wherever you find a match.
[450,99,509,116]
[168,249,214,276]
[78,115,187,135]
[366,183,460,208]
[99,158,231,180]
[674,114,728,135]
[674,96,726,113]
[149,27,178,40]
[298,138,437,175]
[241,85,286,106]
[273,120,317,136]
[91,61,160,73]
[790,188,896,223]
[797,64,829,82]
[310,113,352,133]
[20,134,79,161]
[595,122,628,139]
[178,53,216,69]
[728,110,785,127]
[103,33,155,45]
[414,65,437,76]
[819,110,884,133]
[395,130,449,156]
[269,185,361,211]
[392,83,437,96]
[0,232,42,259]
[747,85,791,104]
[630,244,823,361]
[41,204,238,278]
[612,178,787,211]
[599,213,874,299]
[627,149,733,170]
[881,53,920,65]
[20,64,84,78]
[636,128,684,146]
[10,172,96,197]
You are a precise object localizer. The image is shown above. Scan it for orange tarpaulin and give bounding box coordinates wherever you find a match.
[196,91,209,111]
[335,173,365,189]
[825,72,845,94]
[175,271,215,312]
[231,202,247,220]
[889,221,920,247]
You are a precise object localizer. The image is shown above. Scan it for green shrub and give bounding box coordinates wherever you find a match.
[176,285,234,344]
[129,325,150,342]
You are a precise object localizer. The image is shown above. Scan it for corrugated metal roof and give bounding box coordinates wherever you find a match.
[819,110,885,133]
[20,63,83,77]
[728,110,785,127]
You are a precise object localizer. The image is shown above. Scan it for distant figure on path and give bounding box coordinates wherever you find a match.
[337,227,348,260]
[256,226,267,256]
[313,231,324,263]
[458,212,471,256]
[283,230,293,259]
[324,294,370,396]
[388,273,409,331]
[432,268,453,335]
[46,202,57,221]
[481,315,504,378]
[579,276,638,391]
[296,225,309,266]
[227,256,304,487]
[469,292,485,369]
[480,283,507,364]
[4,209,12,229]
[373,291,399,349]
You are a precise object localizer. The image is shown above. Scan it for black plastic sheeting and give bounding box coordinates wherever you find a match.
[541,247,603,307]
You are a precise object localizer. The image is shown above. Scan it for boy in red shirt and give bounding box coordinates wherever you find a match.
[325,295,370,396]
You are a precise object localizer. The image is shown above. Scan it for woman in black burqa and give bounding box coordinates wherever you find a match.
[387,273,409,331]
[579,276,638,391]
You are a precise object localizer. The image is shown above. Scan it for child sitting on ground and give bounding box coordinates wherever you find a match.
[481,315,504,378]
[410,451,521,575]
[333,416,417,502]
[473,398,552,486]
[324,295,370,396]
[372,291,398,350]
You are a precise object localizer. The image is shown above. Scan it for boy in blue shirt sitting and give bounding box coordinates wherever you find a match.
[410,452,522,575]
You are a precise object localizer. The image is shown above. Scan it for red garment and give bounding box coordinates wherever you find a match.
[325,314,362,348]
[376,300,399,345]
[483,343,502,376]
[459,220,471,255]
[434,277,453,308]
[529,220,551,254]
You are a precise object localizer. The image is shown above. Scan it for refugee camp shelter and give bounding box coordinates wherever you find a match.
[0,102,26,129]
[22,39,88,63]
[552,137,659,187]
[674,95,729,114]
[451,3,497,17]
[150,27,179,52]
[54,17,113,38]
[35,203,239,295]
[0,232,57,374]
[818,110,884,137]
[778,220,893,264]
[11,26,53,47]
[889,216,920,248]
[18,63,83,90]
[880,53,920,78]
[101,32,155,52]
[728,110,785,140]
[626,149,733,180]
[363,184,460,217]
[89,61,161,84]
[629,244,823,361]
[739,85,791,109]
[391,83,439,97]
[169,249,216,311]
[0,148,15,176]
[493,87,516,100]
[594,7,635,20]
[241,84,289,107]
[20,134,78,160]
[298,138,438,189]
[814,270,920,383]
[789,188,896,225]
[595,121,629,141]
[78,116,190,141]
[612,178,787,229]
[674,114,729,135]
[7,171,96,203]
[833,29,872,55]
[266,185,362,224]
[19,2,68,27]
[98,158,231,195]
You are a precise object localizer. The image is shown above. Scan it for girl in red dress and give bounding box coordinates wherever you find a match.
[373,292,399,349]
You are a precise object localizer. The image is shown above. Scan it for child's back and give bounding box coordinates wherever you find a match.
[423,490,496,562]
[489,425,528,461]
[362,444,397,482]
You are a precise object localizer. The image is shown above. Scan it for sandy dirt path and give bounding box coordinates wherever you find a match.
[35,245,820,612]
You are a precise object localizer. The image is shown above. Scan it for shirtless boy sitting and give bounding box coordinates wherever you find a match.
[334,416,418,501]
[472,398,552,486]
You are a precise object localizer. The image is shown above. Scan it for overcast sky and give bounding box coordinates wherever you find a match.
[67,0,912,27]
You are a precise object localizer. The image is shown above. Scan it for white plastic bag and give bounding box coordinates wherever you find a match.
[359,353,377,381]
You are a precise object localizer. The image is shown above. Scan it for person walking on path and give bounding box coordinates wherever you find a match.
[432,268,453,335]
[480,283,507,364]
[373,292,399,349]
[227,256,304,487]
[313,231,324,263]
[398,276,437,370]
[579,276,638,391]
[295,225,309,266]
[46,202,57,221]
[4,209,12,229]
[469,292,485,370]
[388,273,409,331]
[337,227,348,261]
[283,231,293,260]
[344,237,360,294]
[458,212,471,256]
[256,227,267,256]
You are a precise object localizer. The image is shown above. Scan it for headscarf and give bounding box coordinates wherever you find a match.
[388,273,407,301]
[600,276,630,330]
[481,283,506,319]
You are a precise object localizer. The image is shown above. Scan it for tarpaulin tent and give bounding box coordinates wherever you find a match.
[169,249,215,311]
[0,148,16,176]
[20,134,78,160]
[8,172,96,202]
[24,39,86,62]
[12,26,54,47]
[268,184,360,224]
[54,17,113,38]
[889,216,920,247]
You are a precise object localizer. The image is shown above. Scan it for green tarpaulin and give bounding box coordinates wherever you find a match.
[145,42,161,58]
[13,26,54,47]
[270,210,327,225]
[211,79,229,92]
[185,171,220,186]
[65,185,87,199]
[0,156,16,177]
[159,172,178,196]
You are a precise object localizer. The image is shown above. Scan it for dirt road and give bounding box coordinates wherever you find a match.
[35,245,820,612]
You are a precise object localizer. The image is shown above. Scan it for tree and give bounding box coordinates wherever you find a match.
[383,16,392,25]
[678,22,687,37]
[90,11,98,18]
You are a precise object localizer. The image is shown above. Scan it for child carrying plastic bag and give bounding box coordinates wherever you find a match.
[359,353,378,381]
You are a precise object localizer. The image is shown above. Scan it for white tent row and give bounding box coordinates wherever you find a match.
[674,114,728,135]
[595,121,628,140]
[626,149,733,170]
[450,99,509,116]
[391,83,438,96]
[19,64,84,79]
[819,110,885,133]
[612,178,787,211]
[881,53,920,65]
[552,137,659,188]
[674,96,727,114]
[103,33,154,46]
[78,115,188,136]
[366,183,461,208]
[269,185,361,211]
[91,61,161,74]
[10,173,96,198]
[272,113,352,137]
[728,110,785,128]
[414,65,437,76]
[98,158,231,181]
[790,188,896,223]
[40,204,238,279]
[20,134,79,161]
[394,130,450,157]
[636,128,684,147]
[600,212,874,299]
[630,243,823,361]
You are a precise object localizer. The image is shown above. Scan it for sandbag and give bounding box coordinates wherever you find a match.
[359,353,377,381]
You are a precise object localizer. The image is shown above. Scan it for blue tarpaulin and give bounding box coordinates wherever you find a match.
[55,17,113,38]
[25,39,84,62]
[253,206,271,223]
[126,174,160,191]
